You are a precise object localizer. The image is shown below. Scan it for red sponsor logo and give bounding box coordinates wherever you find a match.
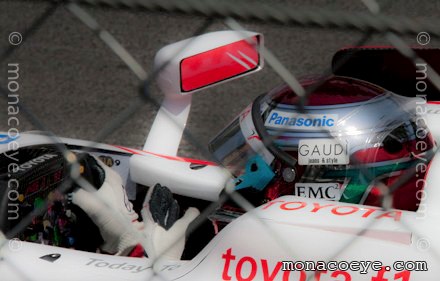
[221,248,412,281]
[261,200,402,221]
[221,248,306,281]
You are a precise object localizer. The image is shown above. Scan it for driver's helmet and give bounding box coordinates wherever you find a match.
[209,76,435,214]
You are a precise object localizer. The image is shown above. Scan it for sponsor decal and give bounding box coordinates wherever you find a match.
[0,133,19,144]
[221,248,414,281]
[298,139,349,165]
[221,248,302,281]
[160,264,181,272]
[98,155,114,167]
[265,110,337,131]
[294,183,342,200]
[16,154,58,173]
[261,200,402,221]
[86,258,151,274]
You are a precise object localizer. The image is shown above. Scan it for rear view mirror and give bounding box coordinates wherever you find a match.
[155,31,263,96]
[144,31,263,156]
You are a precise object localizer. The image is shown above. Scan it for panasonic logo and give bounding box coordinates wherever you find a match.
[17,153,59,172]
[265,110,337,131]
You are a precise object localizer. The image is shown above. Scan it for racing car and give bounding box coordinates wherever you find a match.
[0,30,439,281]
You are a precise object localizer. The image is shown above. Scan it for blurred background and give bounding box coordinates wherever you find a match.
[1,0,439,160]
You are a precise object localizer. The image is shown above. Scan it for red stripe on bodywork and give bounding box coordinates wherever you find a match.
[113,145,217,166]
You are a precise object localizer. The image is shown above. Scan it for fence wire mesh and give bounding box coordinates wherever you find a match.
[0,0,439,280]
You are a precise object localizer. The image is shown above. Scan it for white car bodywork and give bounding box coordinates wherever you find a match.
[0,30,440,280]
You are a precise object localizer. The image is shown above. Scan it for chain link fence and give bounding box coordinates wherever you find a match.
[0,0,440,280]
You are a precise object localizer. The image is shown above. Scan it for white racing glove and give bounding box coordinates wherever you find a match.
[141,184,200,260]
[71,154,144,255]
[71,154,199,259]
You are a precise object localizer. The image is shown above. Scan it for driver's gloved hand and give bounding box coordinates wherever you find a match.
[141,184,199,260]
[71,154,144,255]
[71,153,199,259]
